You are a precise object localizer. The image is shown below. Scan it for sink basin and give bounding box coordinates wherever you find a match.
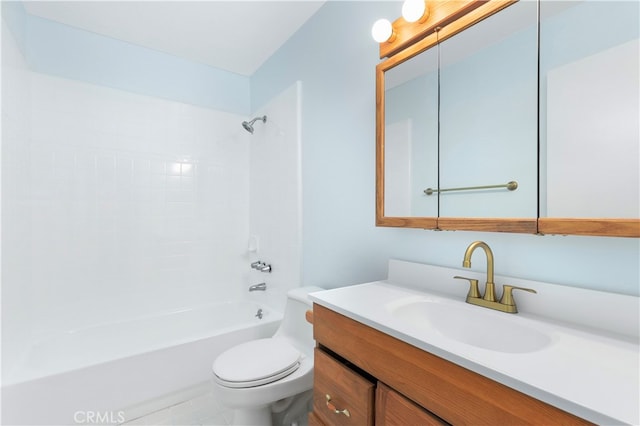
[389,299,552,353]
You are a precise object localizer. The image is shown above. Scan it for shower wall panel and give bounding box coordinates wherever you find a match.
[2,67,251,337]
[248,82,302,312]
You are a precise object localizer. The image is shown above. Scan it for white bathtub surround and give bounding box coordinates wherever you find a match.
[1,7,256,335]
[2,301,280,425]
[247,82,303,313]
[2,60,254,383]
[2,24,307,424]
[10,72,251,332]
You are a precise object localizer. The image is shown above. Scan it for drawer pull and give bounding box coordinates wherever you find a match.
[325,394,351,418]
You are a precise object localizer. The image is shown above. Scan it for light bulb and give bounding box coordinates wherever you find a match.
[402,0,427,23]
[371,18,394,43]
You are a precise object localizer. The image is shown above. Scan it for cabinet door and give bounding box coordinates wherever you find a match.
[376,382,448,426]
[308,410,326,426]
[313,348,375,426]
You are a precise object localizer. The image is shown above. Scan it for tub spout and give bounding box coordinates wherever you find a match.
[249,283,267,292]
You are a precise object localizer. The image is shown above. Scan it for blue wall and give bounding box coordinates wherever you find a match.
[252,1,640,296]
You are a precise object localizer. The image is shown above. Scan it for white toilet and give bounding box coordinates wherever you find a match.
[212,286,323,425]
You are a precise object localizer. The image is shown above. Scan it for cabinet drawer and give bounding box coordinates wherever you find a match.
[376,382,448,426]
[313,348,375,426]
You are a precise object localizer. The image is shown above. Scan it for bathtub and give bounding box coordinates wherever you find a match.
[1,301,281,425]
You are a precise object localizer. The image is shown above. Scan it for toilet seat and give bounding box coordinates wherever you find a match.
[213,338,301,388]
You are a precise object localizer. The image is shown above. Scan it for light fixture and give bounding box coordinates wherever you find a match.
[402,0,428,23]
[371,18,395,43]
[372,1,429,44]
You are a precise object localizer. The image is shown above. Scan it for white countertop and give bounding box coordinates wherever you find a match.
[310,278,639,425]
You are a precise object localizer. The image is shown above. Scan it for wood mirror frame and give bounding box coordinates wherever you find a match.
[375,0,639,237]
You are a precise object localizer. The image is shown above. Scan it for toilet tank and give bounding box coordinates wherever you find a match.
[273,286,324,356]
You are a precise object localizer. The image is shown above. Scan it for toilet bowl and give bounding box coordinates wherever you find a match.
[212,286,323,425]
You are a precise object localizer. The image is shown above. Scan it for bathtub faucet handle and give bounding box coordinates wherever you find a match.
[251,261,265,269]
[249,282,267,292]
[255,308,263,319]
[259,264,272,273]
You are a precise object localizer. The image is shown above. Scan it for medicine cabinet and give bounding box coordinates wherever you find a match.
[375,0,639,237]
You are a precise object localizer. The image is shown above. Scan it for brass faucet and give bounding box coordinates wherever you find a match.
[454,241,536,313]
[463,241,496,301]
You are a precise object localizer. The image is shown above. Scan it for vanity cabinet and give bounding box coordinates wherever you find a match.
[310,304,592,425]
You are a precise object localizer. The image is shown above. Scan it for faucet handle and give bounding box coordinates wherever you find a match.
[499,285,537,311]
[453,276,481,299]
[259,264,272,273]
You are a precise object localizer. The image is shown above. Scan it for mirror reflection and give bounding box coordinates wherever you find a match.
[384,49,438,217]
[438,1,538,218]
[540,0,639,219]
[382,1,539,219]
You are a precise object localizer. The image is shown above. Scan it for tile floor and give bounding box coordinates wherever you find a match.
[121,391,233,426]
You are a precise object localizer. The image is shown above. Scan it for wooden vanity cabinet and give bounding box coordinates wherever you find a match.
[310,303,593,426]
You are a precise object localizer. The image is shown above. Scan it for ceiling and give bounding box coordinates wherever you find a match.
[23,1,326,76]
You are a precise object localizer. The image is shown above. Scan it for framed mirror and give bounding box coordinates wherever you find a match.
[376,0,639,237]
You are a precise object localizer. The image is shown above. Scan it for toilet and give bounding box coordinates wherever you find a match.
[212,286,323,425]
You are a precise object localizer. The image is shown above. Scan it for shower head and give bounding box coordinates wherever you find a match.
[241,115,267,134]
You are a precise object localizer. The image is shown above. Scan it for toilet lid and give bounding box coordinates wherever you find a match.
[213,338,301,388]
